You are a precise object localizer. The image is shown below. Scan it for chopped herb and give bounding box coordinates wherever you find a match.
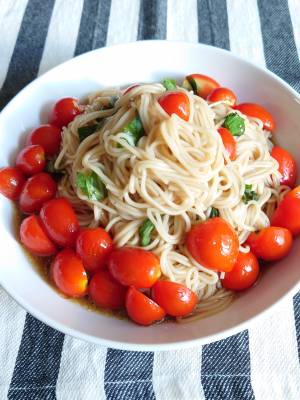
[76,171,107,201]
[242,184,259,204]
[139,218,155,247]
[109,96,119,108]
[45,159,65,181]
[120,114,144,146]
[162,78,177,91]
[78,123,101,142]
[209,207,220,218]
[222,113,245,137]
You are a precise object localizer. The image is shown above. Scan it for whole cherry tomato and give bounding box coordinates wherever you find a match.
[16,144,45,176]
[183,74,220,99]
[0,167,25,200]
[20,214,56,256]
[76,227,113,273]
[186,217,239,272]
[40,197,79,247]
[108,247,161,288]
[19,172,57,213]
[271,146,297,187]
[246,226,292,261]
[50,97,82,129]
[234,103,275,131]
[151,281,197,317]
[26,124,62,156]
[221,251,259,291]
[89,270,127,310]
[218,127,237,161]
[126,286,166,325]
[207,87,237,106]
[271,186,300,236]
[51,249,88,297]
[158,91,190,121]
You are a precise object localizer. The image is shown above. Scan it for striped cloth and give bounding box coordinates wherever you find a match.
[1,0,300,399]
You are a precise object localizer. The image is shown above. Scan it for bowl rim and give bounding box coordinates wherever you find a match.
[1,39,300,351]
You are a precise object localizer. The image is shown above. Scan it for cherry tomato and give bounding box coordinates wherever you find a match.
[124,84,140,95]
[246,226,292,261]
[218,127,237,161]
[234,103,275,131]
[158,91,190,121]
[207,87,237,106]
[0,167,25,200]
[26,124,62,156]
[51,249,88,297]
[89,270,127,310]
[50,97,82,129]
[271,186,300,236]
[16,145,45,176]
[221,251,259,291]
[76,227,113,273]
[151,281,197,317]
[186,217,239,272]
[183,73,220,99]
[271,146,297,188]
[108,247,161,288]
[40,197,79,247]
[19,172,57,213]
[126,286,166,325]
[20,215,56,256]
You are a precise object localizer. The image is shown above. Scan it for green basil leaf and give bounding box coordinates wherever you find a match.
[242,184,259,204]
[209,207,220,218]
[120,114,144,146]
[139,218,155,247]
[222,113,245,137]
[162,78,177,91]
[78,124,101,142]
[76,171,107,201]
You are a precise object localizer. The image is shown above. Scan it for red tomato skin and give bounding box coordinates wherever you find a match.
[0,167,25,200]
[26,124,62,156]
[158,91,190,121]
[186,217,239,272]
[222,251,260,291]
[271,186,300,236]
[218,127,237,161]
[20,215,57,256]
[19,172,57,214]
[151,281,197,317]
[108,247,161,288]
[185,74,220,99]
[76,228,113,273]
[271,146,297,187]
[126,286,166,325]
[246,227,292,261]
[207,87,237,106]
[16,145,45,176]
[40,198,79,247]
[50,97,82,129]
[124,84,140,95]
[234,103,275,131]
[89,270,127,310]
[51,249,88,297]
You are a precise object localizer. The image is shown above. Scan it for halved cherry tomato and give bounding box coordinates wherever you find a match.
[246,226,292,261]
[218,127,237,161]
[271,186,300,236]
[182,74,220,99]
[123,84,140,95]
[40,197,79,247]
[151,281,197,317]
[158,91,190,121]
[186,217,239,272]
[207,87,237,106]
[19,172,57,213]
[126,286,166,325]
[221,251,259,291]
[16,145,45,176]
[234,103,275,131]
[26,124,62,156]
[271,146,297,187]
[89,270,127,310]
[108,247,161,288]
[20,215,56,256]
[51,249,88,297]
[50,97,82,129]
[76,227,113,273]
[0,167,25,200]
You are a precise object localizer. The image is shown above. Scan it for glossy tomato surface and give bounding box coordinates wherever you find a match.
[27,124,62,156]
[158,91,190,121]
[234,102,275,131]
[50,97,82,128]
[271,186,300,236]
[218,127,237,161]
[0,167,25,200]
[16,145,45,176]
[271,146,297,187]
[207,87,237,106]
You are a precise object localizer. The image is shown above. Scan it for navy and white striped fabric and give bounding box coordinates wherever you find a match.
[1,1,300,398]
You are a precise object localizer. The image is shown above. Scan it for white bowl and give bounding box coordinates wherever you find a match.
[1,41,300,351]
